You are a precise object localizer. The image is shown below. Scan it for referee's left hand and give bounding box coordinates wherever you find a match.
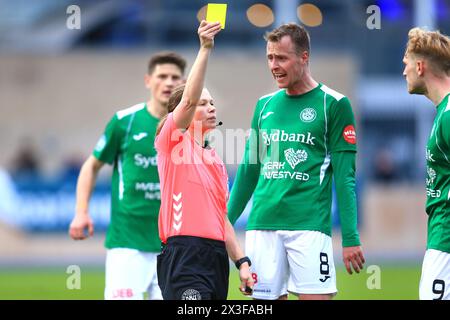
[343,246,365,274]
[238,263,254,296]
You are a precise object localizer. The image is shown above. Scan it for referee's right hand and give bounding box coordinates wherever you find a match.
[69,214,94,240]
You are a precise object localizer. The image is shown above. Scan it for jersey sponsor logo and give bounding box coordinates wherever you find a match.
[427,188,441,198]
[253,286,271,294]
[300,108,317,123]
[112,288,134,299]
[144,192,160,200]
[181,289,202,300]
[94,135,107,152]
[261,130,316,146]
[133,132,148,141]
[262,162,310,181]
[426,149,435,163]
[343,125,356,144]
[135,182,160,191]
[135,182,161,200]
[319,276,331,283]
[284,148,308,169]
[261,111,274,120]
[426,167,436,186]
[134,154,157,169]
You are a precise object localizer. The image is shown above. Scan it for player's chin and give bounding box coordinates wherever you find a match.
[158,95,171,105]
[275,79,288,88]
[409,85,425,95]
[200,124,215,134]
[204,123,216,132]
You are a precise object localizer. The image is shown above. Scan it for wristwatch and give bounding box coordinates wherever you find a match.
[235,256,252,270]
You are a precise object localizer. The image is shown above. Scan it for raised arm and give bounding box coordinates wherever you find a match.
[172,21,221,130]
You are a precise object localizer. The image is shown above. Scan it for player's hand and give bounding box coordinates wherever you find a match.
[343,246,365,274]
[69,214,94,240]
[238,263,254,296]
[198,20,222,49]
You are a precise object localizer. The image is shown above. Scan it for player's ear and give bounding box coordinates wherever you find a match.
[144,73,152,89]
[301,51,309,64]
[416,59,425,76]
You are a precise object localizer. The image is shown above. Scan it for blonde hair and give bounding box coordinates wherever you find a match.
[156,84,185,136]
[406,27,450,75]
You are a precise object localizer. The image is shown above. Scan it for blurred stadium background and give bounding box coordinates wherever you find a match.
[0,0,449,299]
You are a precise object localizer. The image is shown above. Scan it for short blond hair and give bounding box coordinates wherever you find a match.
[406,27,450,75]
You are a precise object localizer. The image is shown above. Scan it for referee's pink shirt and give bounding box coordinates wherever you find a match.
[155,113,229,244]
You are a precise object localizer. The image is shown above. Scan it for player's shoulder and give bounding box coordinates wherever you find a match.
[319,84,347,103]
[443,96,450,114]
[115,102,146,120]
[257,89,284,104]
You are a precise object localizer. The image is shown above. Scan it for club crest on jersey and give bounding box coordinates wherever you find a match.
[181,289,202,300]
[343,125,356,144]
[284,148,308,169]
[300,108,317,123]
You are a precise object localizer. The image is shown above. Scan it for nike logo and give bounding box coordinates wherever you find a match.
[133,132,148,141]
[261,112,274,120]
[319,276,330,283]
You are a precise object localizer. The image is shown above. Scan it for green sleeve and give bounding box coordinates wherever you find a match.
[329,97,357,153]
[441,111,450,152]
[227,102,262,225]
[331,150,361,247]
[93,114,123,165]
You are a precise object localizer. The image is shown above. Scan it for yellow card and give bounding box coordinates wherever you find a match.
[206,3,227,29]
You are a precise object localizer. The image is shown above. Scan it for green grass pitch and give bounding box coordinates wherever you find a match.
[0,265,420,300]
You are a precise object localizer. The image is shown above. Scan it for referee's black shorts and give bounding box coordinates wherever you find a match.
[157,235,229,300]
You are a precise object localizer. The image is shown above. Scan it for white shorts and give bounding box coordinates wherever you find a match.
[245,230,337,299]
[104,248,162,300]
[419,249,450,300]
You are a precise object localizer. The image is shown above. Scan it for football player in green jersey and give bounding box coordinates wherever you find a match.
[228,23,365,300]
[403,27,450,300]
[69,52,186,299]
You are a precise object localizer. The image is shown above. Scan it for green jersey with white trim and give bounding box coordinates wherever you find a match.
[425,93,450,253]
[93,103,161,252]
[229,84,359,243]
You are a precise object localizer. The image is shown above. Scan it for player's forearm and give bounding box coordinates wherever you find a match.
[224,217,245,262]
[75,156,102,216]
[227,144,260,224]
[331,151,361,247]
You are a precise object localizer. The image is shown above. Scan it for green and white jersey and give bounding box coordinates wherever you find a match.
[229,84,359,243]
[425,93,450,253]
[93,103,161,252]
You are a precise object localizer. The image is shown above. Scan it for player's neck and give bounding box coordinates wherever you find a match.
[147,99,168,119]
[425,77,450,106]
[286,73,318,96]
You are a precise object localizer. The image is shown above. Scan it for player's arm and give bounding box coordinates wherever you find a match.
[70,113,121,240]
[69,155,104,240]
[440,111,450,153]
[331,150,365,274]
[329,96,365,274]
[172,21,221,130]
[227,105,262,225]
[224,217,254,295]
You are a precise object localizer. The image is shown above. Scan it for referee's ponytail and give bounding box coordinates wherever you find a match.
[156,84,186,136]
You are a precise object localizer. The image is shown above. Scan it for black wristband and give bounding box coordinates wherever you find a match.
[235,256,251,270]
